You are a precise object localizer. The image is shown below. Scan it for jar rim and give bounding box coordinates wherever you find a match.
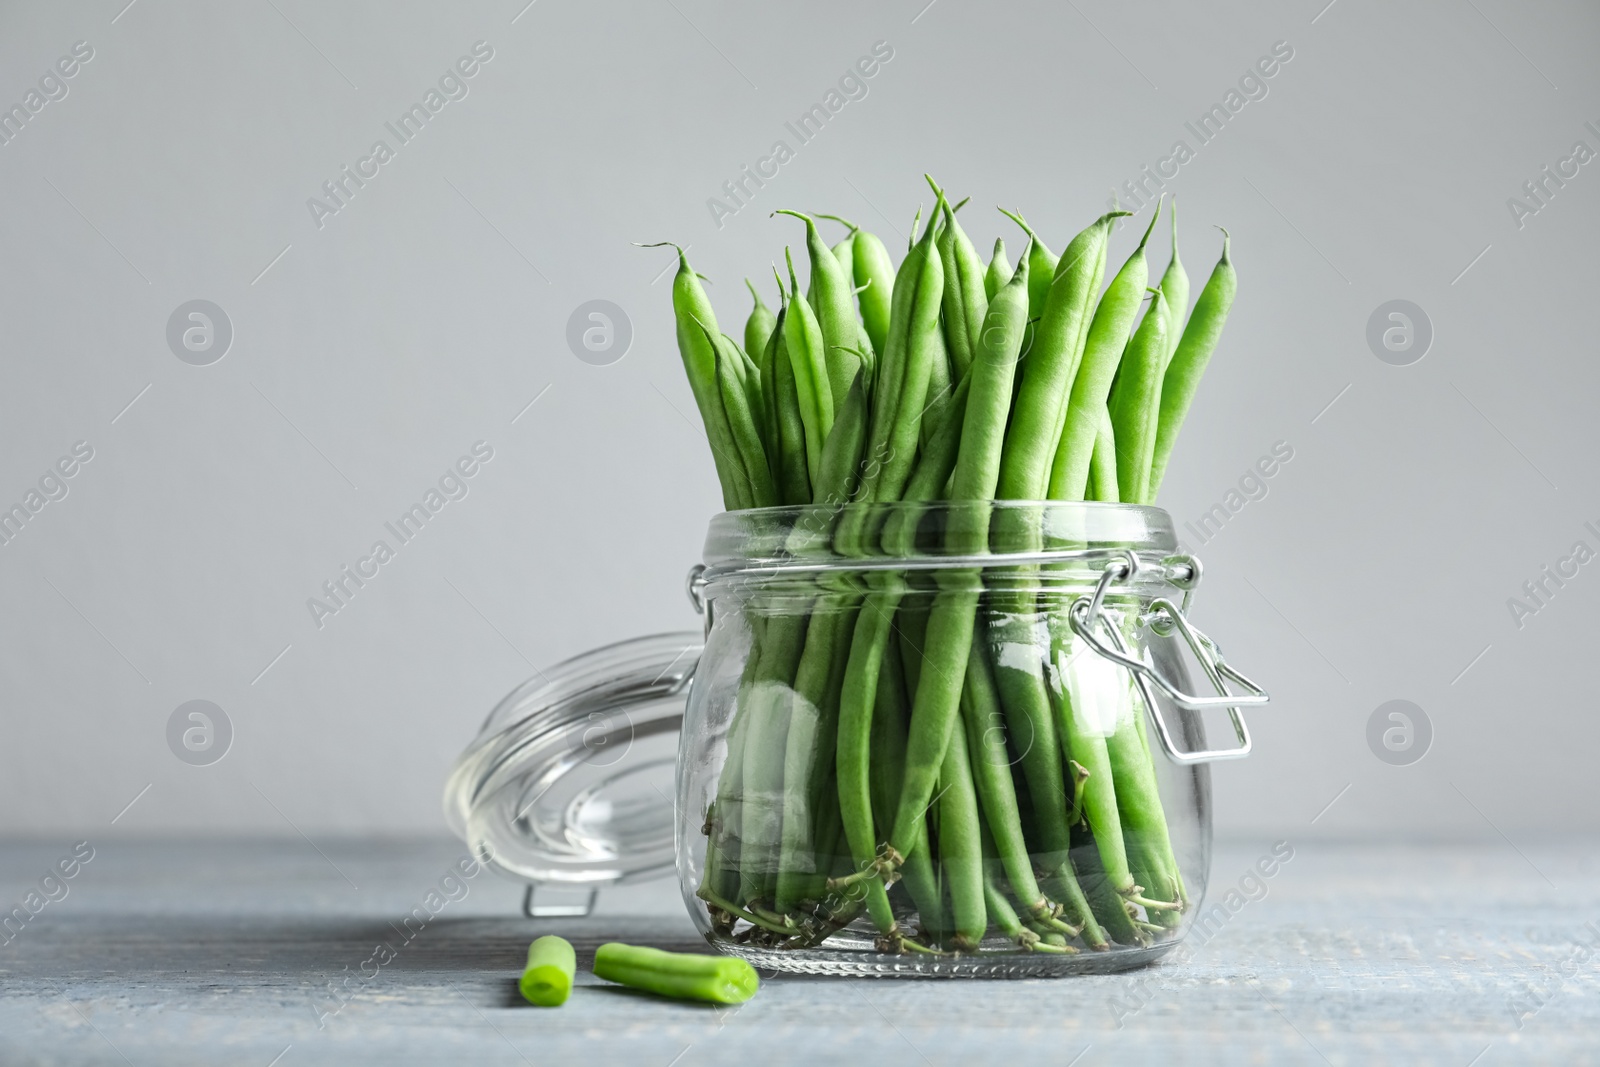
[700,500,1178,580]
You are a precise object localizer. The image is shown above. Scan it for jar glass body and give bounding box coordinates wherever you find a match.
[678,501,1215,977]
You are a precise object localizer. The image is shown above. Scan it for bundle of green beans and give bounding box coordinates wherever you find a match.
[651,177,1235,956]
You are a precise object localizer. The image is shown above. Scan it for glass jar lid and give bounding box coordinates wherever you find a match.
[443,632,702,895]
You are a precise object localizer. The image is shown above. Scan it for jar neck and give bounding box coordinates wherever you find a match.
[699,500,1182,600]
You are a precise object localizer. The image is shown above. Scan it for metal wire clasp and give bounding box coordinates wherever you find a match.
[686,564,712,637]
[1068,553,1269,765]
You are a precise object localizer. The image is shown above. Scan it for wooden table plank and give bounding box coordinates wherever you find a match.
[1,838,1596,1065]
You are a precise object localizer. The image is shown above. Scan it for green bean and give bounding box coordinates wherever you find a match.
[782,248,835,488]
[971,217,1121,939]
[1104,682,1182,915]
[1122,696,1185,926]
[1088,403,1119,503]
[822,217,856,275]
[823,233,947,919]
[1046,201,1162,502]
[744,278,777,377]
[707,325,780,509]
[959,625,1064,927]
[519,935,575,1006]
[1147,228,1235,500]
[833,585,906,934]
[865,193,946,504]
[699,613,776,917]
[980,607,1074,880]
[867,629,956,951]
[642,243,748,509]
[1156,201,1189,368]
[839,185,945,556]
[738,615,808,907]
[811,369,869,507]
[870,633,910,846]
[996,212,1123,502]
[832,373,972,936]
[896,594,930,706]
[593,943,759,1005]
[936,698,986,949]
[1008,756,1105,949]
[978,819,1074,954]
[1046,858,1106,950]
[857,250,896,362]
[888,250,1031,868]
[996,209,1059,330]
[1063,438,1182,921]
[984,238,1011,302]
[927,177,987,380]
[1045,614,1142,945]
[896,374,970,513]
[950,250,1030,506]
[774,210,860,410]
[803,771,848,917]
[853,332,877,397]
[1107,288,1169,506]
[750,302,782,460]
[775,597,859,913]
[920,320,953,450]
[767,305,813,505]
[1068,831,1144,947]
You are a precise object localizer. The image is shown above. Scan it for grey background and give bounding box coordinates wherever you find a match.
[1,0,1595,842]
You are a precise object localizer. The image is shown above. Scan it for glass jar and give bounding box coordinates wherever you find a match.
[445,500,1266,976]
[682,500,1265,976]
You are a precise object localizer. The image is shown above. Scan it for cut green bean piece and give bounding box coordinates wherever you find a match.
[593,943,759,1005]
[519,935,576,1007]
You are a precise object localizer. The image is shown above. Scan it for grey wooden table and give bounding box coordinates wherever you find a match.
[1,837,1596,1066]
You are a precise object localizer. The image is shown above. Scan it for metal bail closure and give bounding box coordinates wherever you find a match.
[1068,553,1269,765]
[442,632,704,914]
